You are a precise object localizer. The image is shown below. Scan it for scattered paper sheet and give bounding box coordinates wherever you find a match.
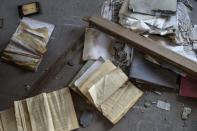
[157,100,171,111]
[130,0,177,16]
[83,28,113,61]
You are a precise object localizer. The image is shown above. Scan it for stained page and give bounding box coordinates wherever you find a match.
[26,93,54,131]
[14,100,32,131]
[47,88,79,131]
[75,59,104,88]
[100,82,143,124]
[0,108,17,131]
[79,60,116,100]
[83,28,112,60]
[88,68,128,107]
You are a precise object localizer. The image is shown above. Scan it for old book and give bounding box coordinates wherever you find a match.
[100,82,143,124]
[129,50,179,89]
[76,60,143,124]
[0,108,17,131]
[88,68,128,107]
[14,88,79,131]
[47,88,79,131]
[180,76,197,98]
[1,17,55,71]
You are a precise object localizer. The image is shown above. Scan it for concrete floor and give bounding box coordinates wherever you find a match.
[0,0,197,131]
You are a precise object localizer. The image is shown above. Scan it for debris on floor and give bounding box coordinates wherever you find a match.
[156,100,171,111]
[182,107,192,120]
[0,88,79,131]
[80,110,94,128]
[71,59,143,124]
[1,17,54,71]
[153,91,162,96]
[144,101,151,108]
[18,2,40,18]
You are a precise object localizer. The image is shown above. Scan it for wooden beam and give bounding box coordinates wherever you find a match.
[83,16,197,78]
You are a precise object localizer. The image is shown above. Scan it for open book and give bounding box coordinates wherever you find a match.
[74,60,143,124]
[13,88,79,131]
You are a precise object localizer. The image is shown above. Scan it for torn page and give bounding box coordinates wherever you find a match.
[79,60,117,100]
[100,82,143,124]
[26,93,54,131]
[88,68,128,107]
[47,88,79,131]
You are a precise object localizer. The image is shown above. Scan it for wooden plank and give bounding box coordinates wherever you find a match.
[83,16,197,78]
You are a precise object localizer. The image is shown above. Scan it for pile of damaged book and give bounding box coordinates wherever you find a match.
[97,0,197,97]
[0,88,79,131]
[69,59,143,124]
[118,0,197,62]
[1,17,55,71]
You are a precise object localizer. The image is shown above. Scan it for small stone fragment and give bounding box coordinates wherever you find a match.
[80,111,94,128]
[24,84,31,91]
[182,107,192,120]
[153,91,162,95]
[67,59,75,66]
[156,100,171,111]
[144,101,151,108]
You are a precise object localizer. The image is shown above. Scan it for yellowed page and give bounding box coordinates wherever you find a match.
[100,82,143,124]
[26,93,54,131]
[88,68,128,108]
[14,100,32,131]
[0,108,17,131]
[79,60,116,100]
[47,88,79,131]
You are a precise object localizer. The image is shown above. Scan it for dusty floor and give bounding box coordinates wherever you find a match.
[0,0,197,131]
